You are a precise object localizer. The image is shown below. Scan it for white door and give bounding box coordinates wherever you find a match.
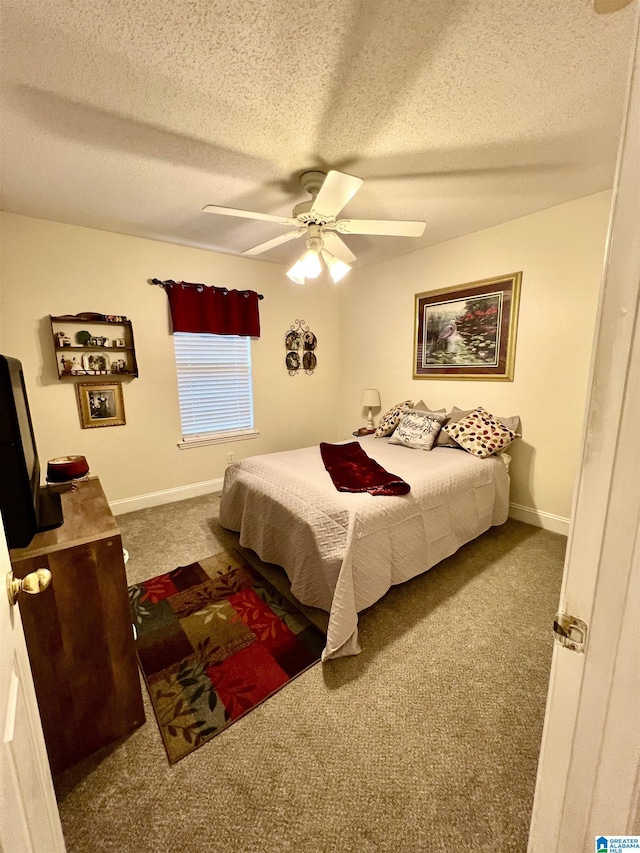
[0,520,67,853]
[528,9,640,851]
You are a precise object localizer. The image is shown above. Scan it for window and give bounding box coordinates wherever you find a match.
[173,332,257,448]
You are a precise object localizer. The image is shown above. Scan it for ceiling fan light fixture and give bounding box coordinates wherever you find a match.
[298,247,322,279]
[286,259,307,285]
[322,250,351,283]
[203,170,426,281]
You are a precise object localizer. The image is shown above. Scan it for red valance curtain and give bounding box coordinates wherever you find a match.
[165,282,261,337]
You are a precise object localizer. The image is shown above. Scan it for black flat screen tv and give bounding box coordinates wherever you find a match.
[0,355,63,549]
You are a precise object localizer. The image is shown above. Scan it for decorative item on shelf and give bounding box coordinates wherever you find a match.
[76,382,126,429]
[82,352,110,373]
[90,335,111,347]
[46,455,90,492]
[76,329,92,345]
[60,355,82,374]
[60,356,74,375]
[361,388,381,429]
[112,358,127,373]
[55,331,71,347]
[285,319,317,375]
[114,338,126,347]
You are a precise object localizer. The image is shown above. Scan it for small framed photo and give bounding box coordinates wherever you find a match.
[76,382,126,429]
[413,272,522,381]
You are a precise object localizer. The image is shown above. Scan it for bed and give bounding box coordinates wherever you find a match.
[219,435,510,660]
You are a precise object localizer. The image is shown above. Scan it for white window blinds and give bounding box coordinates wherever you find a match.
[174,332,255,443]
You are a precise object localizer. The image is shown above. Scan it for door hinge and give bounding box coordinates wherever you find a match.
[553,612,588,653]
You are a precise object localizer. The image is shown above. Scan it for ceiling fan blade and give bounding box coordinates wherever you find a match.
[203,204,298,227]
[335,218,426,238]
[322,232,357,264]
[241,230,304,256]
[310,170,363,220]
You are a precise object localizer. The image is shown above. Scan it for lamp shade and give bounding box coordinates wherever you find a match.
[299,249,322,279]
[361,388,381,408]
[321,250,351,284]
[286,260,306,285]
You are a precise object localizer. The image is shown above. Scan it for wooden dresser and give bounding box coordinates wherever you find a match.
[9,477,145,774]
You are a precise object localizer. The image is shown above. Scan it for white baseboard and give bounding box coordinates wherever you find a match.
[509,502,570,536]
[109,477,224,516]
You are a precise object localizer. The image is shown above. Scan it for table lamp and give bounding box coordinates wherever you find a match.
[361,388,381,428]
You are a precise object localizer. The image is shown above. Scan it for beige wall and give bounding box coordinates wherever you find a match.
[0,213,342,505]
[338,191,612,525]
[0,193,612,524]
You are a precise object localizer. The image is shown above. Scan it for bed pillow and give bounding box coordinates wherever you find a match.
[494,413,521,434]
[374,400,412,437]
[450,406,522,435]
[436,407,522,447]
[435,408,472,448]
[388,410,446,450]
[412,400,446,414]
[444,407,521,458]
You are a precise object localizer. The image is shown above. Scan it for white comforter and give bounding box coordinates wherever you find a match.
[219,436,510,660]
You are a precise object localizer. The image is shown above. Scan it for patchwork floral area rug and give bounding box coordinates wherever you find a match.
[128,551,325,763]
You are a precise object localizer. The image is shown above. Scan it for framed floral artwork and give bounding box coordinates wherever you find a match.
[413,272,522,380]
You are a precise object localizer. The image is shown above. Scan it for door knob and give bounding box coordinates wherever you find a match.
[6,569,52,606]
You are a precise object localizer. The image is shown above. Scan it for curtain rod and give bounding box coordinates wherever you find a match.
[149,278,264,299]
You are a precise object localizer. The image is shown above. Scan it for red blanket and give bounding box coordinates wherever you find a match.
[319,441,411,496]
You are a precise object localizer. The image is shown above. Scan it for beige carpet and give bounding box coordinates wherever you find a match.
[54,493,565,853]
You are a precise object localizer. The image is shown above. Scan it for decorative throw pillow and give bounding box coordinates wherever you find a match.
[412,400,446,415]
[374,400,412,437]
[435,407,473,448]
[450,405,521,435]
[444,407,521,458]
[436,407,522,447]
[388,410,446,450]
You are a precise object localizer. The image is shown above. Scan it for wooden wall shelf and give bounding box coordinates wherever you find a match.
[51,314,139,380]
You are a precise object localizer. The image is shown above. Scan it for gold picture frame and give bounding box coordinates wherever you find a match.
[76,382,126,428]
[413,272,522,381]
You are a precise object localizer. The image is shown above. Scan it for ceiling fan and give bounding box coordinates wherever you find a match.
[203,169,426,283]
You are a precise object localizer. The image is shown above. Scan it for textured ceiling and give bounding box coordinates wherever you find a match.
[0,0,637,270]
